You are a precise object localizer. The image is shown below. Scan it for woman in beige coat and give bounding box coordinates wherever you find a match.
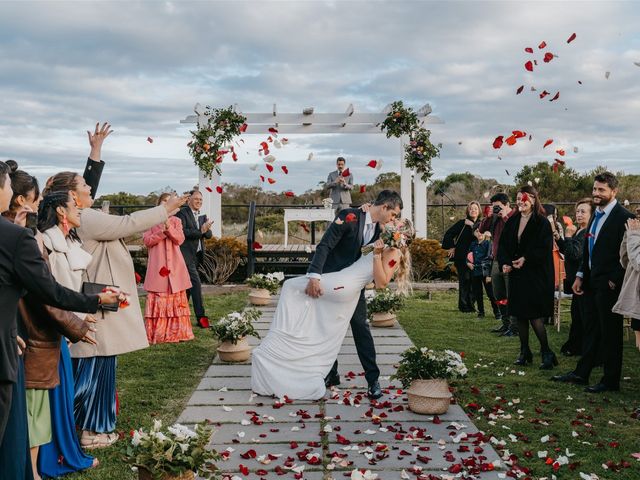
[612,218,640,351]
[44,171,186,448]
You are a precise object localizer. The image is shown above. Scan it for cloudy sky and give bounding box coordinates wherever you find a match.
[1,0,639,195]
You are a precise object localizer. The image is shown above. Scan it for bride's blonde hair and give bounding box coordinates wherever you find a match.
[393,218,415,296]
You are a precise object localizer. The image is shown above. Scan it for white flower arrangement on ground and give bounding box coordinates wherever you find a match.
[211,308,262,344]
[123,420,219,479]
[392,346,468,388]
[246,272,285,295]
[366,288,405,317]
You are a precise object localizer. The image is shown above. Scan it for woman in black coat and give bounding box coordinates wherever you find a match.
[498,186,557,369]
[442,201,482,313]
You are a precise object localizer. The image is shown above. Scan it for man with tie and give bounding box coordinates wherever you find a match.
[551,172,635,392]
[175,189,213,329]
[326,157,354,213]
[305,190,403,399]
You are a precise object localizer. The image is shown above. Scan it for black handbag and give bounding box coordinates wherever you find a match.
[82,282,119,312]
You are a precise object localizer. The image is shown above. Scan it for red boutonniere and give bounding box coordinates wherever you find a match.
[345,213,357,223]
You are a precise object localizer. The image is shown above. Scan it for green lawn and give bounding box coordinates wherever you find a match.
[398,291,640,480]
[72,292,247,480]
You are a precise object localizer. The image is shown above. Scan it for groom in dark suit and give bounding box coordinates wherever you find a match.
[176,189,214,328]
[306,190,403,399]
[552,172,635,392]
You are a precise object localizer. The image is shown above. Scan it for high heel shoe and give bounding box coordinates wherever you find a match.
[514,347,533,366]
[540,350,559,370]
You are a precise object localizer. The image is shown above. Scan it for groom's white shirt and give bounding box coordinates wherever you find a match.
[307,212,374,280]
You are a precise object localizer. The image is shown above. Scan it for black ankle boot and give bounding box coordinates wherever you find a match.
[514,347,533,366]
[540,350,559,370]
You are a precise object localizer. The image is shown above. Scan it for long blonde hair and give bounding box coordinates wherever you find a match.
[393,218,415,296]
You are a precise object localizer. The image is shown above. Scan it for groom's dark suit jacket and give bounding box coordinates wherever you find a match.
[308,208,380,275]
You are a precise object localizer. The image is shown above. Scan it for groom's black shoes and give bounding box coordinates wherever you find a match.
[367,381,383,400]
[325,373,341,388]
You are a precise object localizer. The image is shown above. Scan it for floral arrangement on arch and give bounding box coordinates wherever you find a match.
[211,308,262,344]
[379,100,441,183]
[188,105,247,178]
[392,346,467,388]
[246,272,285,295]
[366,288,405,317]
[123,420,219,479]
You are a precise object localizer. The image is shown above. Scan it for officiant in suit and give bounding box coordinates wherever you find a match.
[552,172,635,393]
[326,157,354,213]
[305,190,403,399]
[176,189,213,329]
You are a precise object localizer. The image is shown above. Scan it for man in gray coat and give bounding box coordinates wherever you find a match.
[326,157,353,213]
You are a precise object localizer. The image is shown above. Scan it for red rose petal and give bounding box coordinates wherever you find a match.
[539,90,550,99]
[266,164,274,173]
[367,160,378,168]
[388,259,397,268]
[134,272,142,283]
[342,168,350,177]
[525,47,534,53]
[268,178,276,184]
[516,85,524,95]
[334,286,345,290]
[216,186,223,194]
[146,136,153,143]
[281,165,289,174]
[505,135,517,146]
[285,191,294,197]
[345,212,357,223]
[556,149,565,156]
[543,139,553,148]
[268,127,278,134]
[550,91,560,102]
[567,32,577,43]
[252,241,263,250]
[259,175,265,182]
[543,52,554,63]
[159,266,170,277]
[360,185,366,193]
[525,61,534,72]
[538,41,547,49]
[239,123,248,133]
[521,193,529,203]
[239,464,249,475]
[492,136,504,149]
[512,130,526,138]
[205,186,213,192]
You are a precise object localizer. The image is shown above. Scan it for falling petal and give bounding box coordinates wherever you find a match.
[264,154,276,163]
[259,175,265,182]
[249,164,258,171]
[512,130,526,138]
[556,149,565,156]
[543,139,553,148]
[342,168,351,177]
[266,164,274,173]
[307,152,314,161]
[573,146,579,153]
[505,169,510,176]
[549,91,560,102]
[605,71,611,79]
[146,136,153,143]
[516,85,524,95]
[525,47,534,53]
[205,186,212,192]
[367,160,378,168]
[216,186,223,194]
[268,127,278,134]
[268,178,276,184]
[543,52,554,63]
[239,123,248,133]
[578,80,582,84]
[567,33,577,43]
[634,62,640,67]
[281,165,289,174]
[273,139,282,148]
[530,86,537,91]
[525,61,534,72]
[539,90,550,99]
[360,185,366,193]
[285,191,294,197]
[505,135,517,146]
[375,159,383,170]
[492,136,504,149]
[538,41,547,49]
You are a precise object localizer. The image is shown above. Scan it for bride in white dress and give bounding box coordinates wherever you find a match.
[251,218,414,400]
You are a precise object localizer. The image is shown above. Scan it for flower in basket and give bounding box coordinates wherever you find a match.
[392,346,467,389]
[211,308,262,344]
[123,420,220,479]
[246,272,285,295]
[366,288,405,317]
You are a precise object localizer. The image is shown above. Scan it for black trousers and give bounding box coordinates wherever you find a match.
[574,286,624,388]
[0,381,12,442]
[455,260,474,312]
[185,252,205,318]
[561,295,585,355]
[471,275,499,316]
[328,290,379,385]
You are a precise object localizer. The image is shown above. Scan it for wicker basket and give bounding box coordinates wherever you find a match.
[406,379,451,415]
[370,312,396,328]
[138,468,195,480]
[217,337,252,362]
[248,288,271,306]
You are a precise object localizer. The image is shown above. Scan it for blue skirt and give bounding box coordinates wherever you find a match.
[72,355,117,433]
[38,340,94,478]
[0,358,34,479]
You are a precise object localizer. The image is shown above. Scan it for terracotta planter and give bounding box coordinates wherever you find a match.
[406,379,452,415]
[138,468,195,480]
[370,312,396,328]
[217,337,252,362]
[248,288,272,306]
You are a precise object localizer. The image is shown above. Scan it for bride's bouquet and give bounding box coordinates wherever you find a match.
[362,224,409,255]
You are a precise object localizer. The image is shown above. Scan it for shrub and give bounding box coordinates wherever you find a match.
[199,236,247,285]
[409,238,449,281]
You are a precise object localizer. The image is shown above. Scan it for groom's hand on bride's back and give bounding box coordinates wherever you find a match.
[305,278,324,298]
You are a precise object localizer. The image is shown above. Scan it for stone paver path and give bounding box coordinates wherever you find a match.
[179,299,504,479]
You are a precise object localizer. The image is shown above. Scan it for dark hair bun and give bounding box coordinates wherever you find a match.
[5,159,18,173]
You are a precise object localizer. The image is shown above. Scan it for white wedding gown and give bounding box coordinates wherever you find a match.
[251,253,374,400]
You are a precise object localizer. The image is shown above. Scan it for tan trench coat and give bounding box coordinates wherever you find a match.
[69,206,168,358]
[612,230,640,320]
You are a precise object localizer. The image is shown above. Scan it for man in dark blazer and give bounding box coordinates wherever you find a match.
[552,172,635,392]
[176,189,213,328]
[305,190,402,399]
[0,161,107,457]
